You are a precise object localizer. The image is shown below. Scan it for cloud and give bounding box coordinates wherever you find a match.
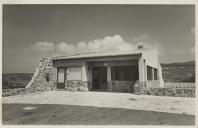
[56,42,76,55]
[190,47,195,54]
[31,34,161,56]
[77,35,135,52]
[34,41,55,51]
[55,35,136,55]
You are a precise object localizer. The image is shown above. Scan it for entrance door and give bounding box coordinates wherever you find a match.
[92,67,100,89]
[92,67,107,90]
[57,67,66,89]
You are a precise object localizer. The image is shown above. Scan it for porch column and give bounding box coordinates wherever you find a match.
[152,68,154,80]
[138,56,145,82]
[89,66,92,90]
[107,66,111,82]
[107,66,111,91]
[144,61,147,81]
[82,63,87,81]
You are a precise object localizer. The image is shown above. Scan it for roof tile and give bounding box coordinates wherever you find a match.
[52,50,142,60]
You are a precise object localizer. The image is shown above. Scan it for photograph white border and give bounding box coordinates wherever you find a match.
[0,0,197,128]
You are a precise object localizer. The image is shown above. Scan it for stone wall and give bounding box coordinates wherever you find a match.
[165,82,195,89]
[2,88,27,97]
[108,81,135,93]
[145,87,195,97]
[134,80,195,97]
[134,81,146,95]
[25,57,56,92]
[64,80,88,91]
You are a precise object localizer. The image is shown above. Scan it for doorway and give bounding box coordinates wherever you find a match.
[92,66,107,90]
[57,67,66,89]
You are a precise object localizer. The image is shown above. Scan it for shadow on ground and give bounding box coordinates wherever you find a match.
[2,104,195,125]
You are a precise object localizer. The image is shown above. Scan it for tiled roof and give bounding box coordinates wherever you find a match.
[52,50,142,60]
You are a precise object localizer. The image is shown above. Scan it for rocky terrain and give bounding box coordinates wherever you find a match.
[161,60,195,82]
[2,73,33,89]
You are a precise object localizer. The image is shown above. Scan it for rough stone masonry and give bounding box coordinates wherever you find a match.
[25,57,56,92]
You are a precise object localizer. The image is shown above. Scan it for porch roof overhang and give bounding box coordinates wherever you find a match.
[52,51,142,60]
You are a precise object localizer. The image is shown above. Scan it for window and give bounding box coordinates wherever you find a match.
[147,66,152,80]
[154,68,158,80]
[111,66,138,81]
[66,67,82,80]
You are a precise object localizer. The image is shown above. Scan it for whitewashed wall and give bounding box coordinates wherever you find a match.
[66,67,82,80]
[142,49,159,69]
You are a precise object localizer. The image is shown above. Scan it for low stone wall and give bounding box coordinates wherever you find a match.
[25,57,56,93]
[65,80,88,91]
[134,81,146,95]
[145,87,195,97]
[108,81,135,93]
[134,81,195,97]
[2,88,28,97]
[165,82,195,89]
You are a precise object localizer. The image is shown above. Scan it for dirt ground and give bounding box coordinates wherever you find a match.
[3,91,195,115]
[2,104,195,125]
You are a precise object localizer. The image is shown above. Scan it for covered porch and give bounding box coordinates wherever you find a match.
[86,60,139,93]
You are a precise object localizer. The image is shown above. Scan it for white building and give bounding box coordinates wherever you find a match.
[50,45,164,92]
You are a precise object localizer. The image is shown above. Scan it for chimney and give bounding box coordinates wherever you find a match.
[137,42,143,50]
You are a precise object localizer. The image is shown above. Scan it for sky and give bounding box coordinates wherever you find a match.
[3,5,195,73]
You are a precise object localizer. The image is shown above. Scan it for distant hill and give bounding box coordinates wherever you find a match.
[161,60,195,82]
[161,60,195,67]
[2,73,33,89]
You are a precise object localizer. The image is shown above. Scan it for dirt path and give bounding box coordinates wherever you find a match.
[2,91,195,115]
[2,104,195,125]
